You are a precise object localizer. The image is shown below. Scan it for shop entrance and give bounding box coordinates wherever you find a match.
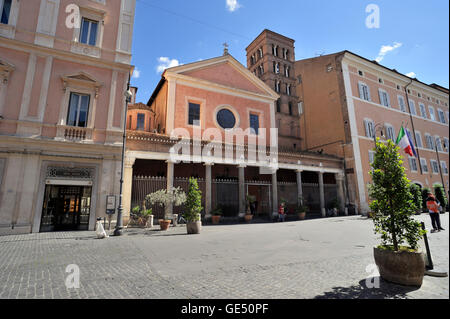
[40,185,92,232]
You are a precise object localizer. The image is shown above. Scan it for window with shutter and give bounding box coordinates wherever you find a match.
[409,100,416,115]
[398,96,406,112]
[420,158,428,173]
[428,106,436,121]
[415,132,423,148]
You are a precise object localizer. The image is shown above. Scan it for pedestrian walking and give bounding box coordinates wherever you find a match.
[426,193,444,232]
[278,202,286,222]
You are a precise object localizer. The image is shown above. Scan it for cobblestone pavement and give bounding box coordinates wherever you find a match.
[0,214,448,299]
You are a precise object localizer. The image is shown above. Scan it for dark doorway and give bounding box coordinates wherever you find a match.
[40,185,92,232]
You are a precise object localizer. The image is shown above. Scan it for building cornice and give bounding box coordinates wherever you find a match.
[0,35,133,72]
[342,53,449,100]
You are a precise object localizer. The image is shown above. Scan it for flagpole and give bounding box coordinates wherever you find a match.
[404,80,423,175]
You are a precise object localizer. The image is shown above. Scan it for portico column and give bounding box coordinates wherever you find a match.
[205,163,213,219]
[335,172,347,215]
[123,157,136,225]
[318,170,325,217]
[272,170,278,218]
[166,160,174,220]
[296,169,303,205]
[238,165,245,217]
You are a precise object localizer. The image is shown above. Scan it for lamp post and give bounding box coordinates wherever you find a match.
[434,139,448,204]
[114,73,132,236]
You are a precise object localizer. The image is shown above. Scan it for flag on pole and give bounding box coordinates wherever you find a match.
[396,125,417,157]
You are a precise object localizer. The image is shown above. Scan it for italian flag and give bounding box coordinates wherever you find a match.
[396,126,417,157]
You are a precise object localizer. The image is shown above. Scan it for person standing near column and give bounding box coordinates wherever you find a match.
[426,192,444,232]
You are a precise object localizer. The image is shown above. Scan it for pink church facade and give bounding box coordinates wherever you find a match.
[125,54,345,223]
[0,0,136,234]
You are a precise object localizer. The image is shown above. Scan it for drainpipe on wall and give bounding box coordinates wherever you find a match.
[404,79,423,175]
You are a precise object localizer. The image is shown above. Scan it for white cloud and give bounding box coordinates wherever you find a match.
[132,67,140,79]
[156,57,180,73]
[375,42,402,63]
[406,72,416,78]
[226,0,241,12]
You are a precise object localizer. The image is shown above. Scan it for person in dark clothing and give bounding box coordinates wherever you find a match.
[426,193,444,232]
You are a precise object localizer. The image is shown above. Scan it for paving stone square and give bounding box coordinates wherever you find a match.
[0,214,448,299]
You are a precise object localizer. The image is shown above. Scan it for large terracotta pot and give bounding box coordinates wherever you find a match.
[159,219,171,231]
[373,247,425,286]
[211,215,221,225]
[187,221,202,234]
[298,212,306,220]
[244,214,253,222]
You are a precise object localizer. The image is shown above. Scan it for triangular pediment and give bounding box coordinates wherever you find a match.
[61,71,102,87]
[164,55,279,100]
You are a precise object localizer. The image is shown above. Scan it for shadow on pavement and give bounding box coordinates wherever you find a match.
[314,278,420,299]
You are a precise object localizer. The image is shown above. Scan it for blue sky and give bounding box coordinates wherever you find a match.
[130,0,449,103]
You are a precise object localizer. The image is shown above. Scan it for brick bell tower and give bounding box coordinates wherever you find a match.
[246,29,301,151]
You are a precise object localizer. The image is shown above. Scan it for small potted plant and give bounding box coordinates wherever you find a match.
[211,207,222,224]
[369,139,426,286]
[146,187,186,231]
[184,177,203,234]
[245,194,256,222]
[296,197,308,220]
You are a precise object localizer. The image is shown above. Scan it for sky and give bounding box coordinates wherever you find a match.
[130,0,449,103]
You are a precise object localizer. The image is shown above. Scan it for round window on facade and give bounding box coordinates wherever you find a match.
[216,108,236,129]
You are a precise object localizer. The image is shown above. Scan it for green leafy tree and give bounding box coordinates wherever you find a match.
[184,178,203,222]
[409,184,422,213]
[433,184,448,210]
[368,139,425,251]
[146,187,186,220]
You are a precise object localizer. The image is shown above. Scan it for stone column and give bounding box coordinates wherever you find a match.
[166,160,174,220]
[296,169,303,205]
[238,165,245,217]
[272,170,278,218]
[205,163,213,219]
[318,170,326,217]
[335,172,347,215]
[123,157,136,225]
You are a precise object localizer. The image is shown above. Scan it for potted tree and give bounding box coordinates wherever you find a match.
[369,139,426,286]
[146,187,186,231]
[245,194,256,222]
[296,197,308,220]
[211,207,222,225]
[433,183,448,214]
[184,177,203,234]
[409,184,423,215]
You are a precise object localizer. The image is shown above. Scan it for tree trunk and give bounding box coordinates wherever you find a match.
[389,200,398,251]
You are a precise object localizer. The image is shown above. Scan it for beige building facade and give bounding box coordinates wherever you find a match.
[295,51,449,214]
[0,0,136,235]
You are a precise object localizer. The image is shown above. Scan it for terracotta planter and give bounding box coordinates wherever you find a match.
[244,214,253,222]
[187,221,202,234]
[211,215,221,224]
[373,247,425,286]
[159,219,171,231]
[298,212,306,220]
